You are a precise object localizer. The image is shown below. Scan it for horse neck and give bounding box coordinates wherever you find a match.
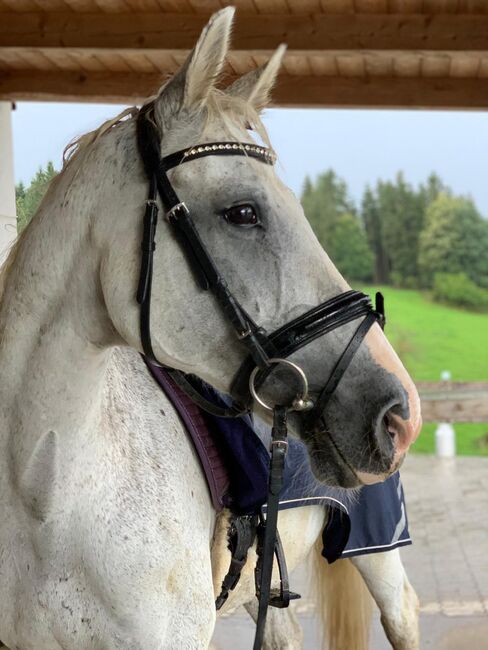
[0,166,117,469]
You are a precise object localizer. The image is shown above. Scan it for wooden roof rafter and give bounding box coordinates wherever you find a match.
[1,0,488,109]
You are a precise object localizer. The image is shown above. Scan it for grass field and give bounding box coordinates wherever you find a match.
[360,286,488,456]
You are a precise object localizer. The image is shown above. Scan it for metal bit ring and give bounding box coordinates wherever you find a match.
[249,358,314,413]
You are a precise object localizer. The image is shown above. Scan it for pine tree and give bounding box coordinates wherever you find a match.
[361,186,389,284]
[301,170,373,281]
[375,173,425,287]
[329,213,373,282]
[16,162,57,233]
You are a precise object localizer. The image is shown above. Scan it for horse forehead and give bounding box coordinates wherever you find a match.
[172,152,276,198]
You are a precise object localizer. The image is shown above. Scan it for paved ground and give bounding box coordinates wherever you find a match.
[213,455,488,649]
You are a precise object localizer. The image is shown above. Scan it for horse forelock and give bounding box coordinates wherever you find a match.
[142,89,275,166]
[203,87,273,149]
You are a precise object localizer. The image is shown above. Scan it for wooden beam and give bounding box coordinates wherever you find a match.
[273,75,488,109]
[2,12,488,54]
[2,70,488,109]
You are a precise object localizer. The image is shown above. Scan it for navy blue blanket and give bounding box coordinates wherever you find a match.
[199,385,411,563]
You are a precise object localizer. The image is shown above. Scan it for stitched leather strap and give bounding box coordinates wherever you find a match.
[231,290,379,401]
[306,312,378,429]
[137,175,159,362]
[165,369,247,418]
[253,406,288,650]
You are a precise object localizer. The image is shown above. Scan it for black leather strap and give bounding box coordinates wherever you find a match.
[268,530,300,608]
[306,312,378,428]
[135,103,272,412]
[165,369,248,418]
[137,175,159,363]
[231,290,379,401]
[253,406,288,650]
[155,143,273,370]
[375,291,386,329]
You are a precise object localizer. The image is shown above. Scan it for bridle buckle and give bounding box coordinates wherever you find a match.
[166,201,189,222]
[237,326,252,340]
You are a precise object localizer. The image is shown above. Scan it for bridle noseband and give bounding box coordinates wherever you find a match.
[136,103,385,423]
[135,102,386,650]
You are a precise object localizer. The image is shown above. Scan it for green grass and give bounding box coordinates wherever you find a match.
[360,286,488,456]
[412,423,488,456]
[361,286,488,381]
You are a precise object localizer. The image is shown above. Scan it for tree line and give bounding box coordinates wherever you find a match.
[15,162,57,233]
[302,170,488,310]
[15,162,488,310]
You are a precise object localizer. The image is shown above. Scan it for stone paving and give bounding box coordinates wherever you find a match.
[213,455,488,649]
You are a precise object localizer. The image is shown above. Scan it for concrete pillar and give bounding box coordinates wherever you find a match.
[0,101,17,263]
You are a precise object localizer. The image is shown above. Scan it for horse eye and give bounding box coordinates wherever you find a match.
[223,204,260,227]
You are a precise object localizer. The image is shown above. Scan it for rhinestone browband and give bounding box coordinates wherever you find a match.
[184,142,275,162]
[162,141,276,171]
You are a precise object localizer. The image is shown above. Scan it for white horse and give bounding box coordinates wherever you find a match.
[0,8,422,649]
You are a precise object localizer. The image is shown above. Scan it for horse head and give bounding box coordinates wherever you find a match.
[99,8,421,488]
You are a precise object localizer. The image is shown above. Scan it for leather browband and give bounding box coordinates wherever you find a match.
[162,141,276,170]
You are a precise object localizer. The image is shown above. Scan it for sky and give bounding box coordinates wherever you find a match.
[11,102,488,217]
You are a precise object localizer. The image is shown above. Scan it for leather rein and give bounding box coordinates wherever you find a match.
[135,102,385,649]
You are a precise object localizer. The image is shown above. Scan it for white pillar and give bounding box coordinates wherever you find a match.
[0,101,17,263]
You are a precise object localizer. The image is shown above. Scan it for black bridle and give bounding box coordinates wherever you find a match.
[136,103,385,421]
[135,102,385,648]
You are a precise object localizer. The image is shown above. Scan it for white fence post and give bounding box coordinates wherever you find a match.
[435,370,456,458]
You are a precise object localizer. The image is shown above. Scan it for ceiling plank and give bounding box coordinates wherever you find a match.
[2,69,488,109]
[2,11,488,53]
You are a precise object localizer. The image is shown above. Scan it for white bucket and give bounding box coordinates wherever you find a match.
[435,423,456,458]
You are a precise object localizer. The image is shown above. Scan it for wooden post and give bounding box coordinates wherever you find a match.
[0,101,17,263]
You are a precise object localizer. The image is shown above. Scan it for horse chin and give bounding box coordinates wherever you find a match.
[301,430,362,489]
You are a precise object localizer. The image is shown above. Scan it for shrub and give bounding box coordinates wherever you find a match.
[432,272,488,311]
[419,194,488,289]
[390,272,418,289]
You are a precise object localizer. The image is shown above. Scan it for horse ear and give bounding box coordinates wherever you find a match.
[226,45,286,111]
[154,7,235,123]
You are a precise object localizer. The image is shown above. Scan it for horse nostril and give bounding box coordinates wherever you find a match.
[383,413,398,441]
[382,407,420,459]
